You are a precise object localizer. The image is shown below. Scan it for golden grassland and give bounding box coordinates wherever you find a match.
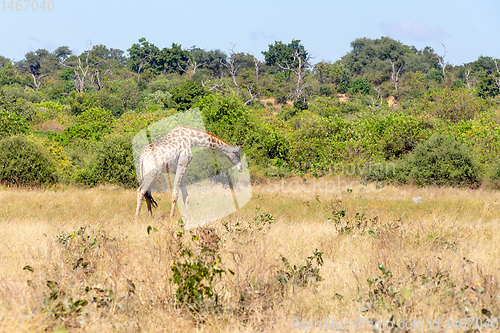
[0,177,499,332]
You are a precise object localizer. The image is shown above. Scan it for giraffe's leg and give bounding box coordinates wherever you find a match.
[136,168,161,217]
[180,177,190,217]
[170,157,190,218]
[136,188,146,216]
[145,190,153,217]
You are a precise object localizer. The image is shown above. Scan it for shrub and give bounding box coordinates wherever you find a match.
[166,80,207,111]
[0,136,57,186]
[426,88,486,123]
[56,107,115,145]
[426,69,444,83]
[486,161,500,189]
[350,77,371,95]
[307,96,340,118]
[66,91,99,116]
[0,110,29,138]
[362,113,433,159]
[75,135,137,188]
[449,111,500,163]
[397,134,482,187]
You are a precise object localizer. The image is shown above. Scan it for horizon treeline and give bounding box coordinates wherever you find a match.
[1,36,500,189]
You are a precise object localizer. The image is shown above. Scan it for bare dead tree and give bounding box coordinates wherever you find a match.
[220,46,241,96]
[433,43,449,79]
[177,58,206,74]
[23,63,47,90]
[370,86,383,107]
[277,49,311,101]
[492,60,500,93]
[388,59,403,91]
[188,58,206,74]
[202,78,229,94]
[465,68,472,90]
[90,66,111,92]
[62,48,92,93]
[253,56,261,82]
[244,84,261,105]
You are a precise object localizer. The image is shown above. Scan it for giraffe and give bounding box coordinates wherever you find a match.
[135,125,243,218]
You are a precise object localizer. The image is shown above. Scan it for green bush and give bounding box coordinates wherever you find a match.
[449,111,500,163]
[75,135,137,188]
[0,110,29,138]
[425,88,486,123]
[0,136,57,186]
[66,91,99,116]
[166,80,207,111]
[426,69,444,83]
[349,77,371,95]
[486,161,500,189]
[397,134,482,187]
[362,113,433,159]
[56,107,115,145]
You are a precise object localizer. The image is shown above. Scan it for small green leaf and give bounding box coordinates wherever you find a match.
[23,265,34,272]
[73,299,88,307]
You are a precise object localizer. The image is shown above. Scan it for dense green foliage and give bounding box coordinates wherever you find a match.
[76,135,136,188]
[397,135,482,187]
[0,136,57,186]
[0,36,500,188]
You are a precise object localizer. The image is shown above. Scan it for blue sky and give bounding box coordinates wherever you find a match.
[1,0,499,66]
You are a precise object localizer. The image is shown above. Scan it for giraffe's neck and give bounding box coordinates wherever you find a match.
[186,127,234,152]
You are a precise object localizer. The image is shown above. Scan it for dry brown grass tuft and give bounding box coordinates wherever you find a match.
[0,178,499,332]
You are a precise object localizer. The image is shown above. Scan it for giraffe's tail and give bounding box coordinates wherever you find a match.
[145,192,158,209]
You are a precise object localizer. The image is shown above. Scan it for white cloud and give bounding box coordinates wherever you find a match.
[380,21,450,41]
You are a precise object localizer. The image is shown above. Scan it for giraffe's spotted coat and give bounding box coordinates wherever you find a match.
[136,125,243,218]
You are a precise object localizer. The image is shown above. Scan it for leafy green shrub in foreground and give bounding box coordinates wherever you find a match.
[0,136,57,186]
[398,134,482,187]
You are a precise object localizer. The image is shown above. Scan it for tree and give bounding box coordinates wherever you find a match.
[262,40,309,81]
[53,46,72,61]
[491,60,500,94]
[388,59,403,91]
[220,46,241,96]
[0,60,19,86]
[127,38,161,81]
[262,40,310,100]
[166,80,207,110]
[314,61,331,84]
[91,44,126,66]
[182,47,207,74]
[16,49,59,90]
[61,48,92,93]
[350,77,371,95]
[433,43,449,80]
[0,55,11,67]
[161,43,191,74]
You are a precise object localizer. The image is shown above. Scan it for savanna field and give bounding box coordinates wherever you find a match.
[0,178,498,332]
[1,36,500,332]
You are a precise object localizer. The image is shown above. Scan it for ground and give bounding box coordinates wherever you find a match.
[0,177,498,332]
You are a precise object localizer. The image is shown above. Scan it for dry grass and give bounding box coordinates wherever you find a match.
[0,178,499,332]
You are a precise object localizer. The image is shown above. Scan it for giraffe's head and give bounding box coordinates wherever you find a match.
[226,145,243,172]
